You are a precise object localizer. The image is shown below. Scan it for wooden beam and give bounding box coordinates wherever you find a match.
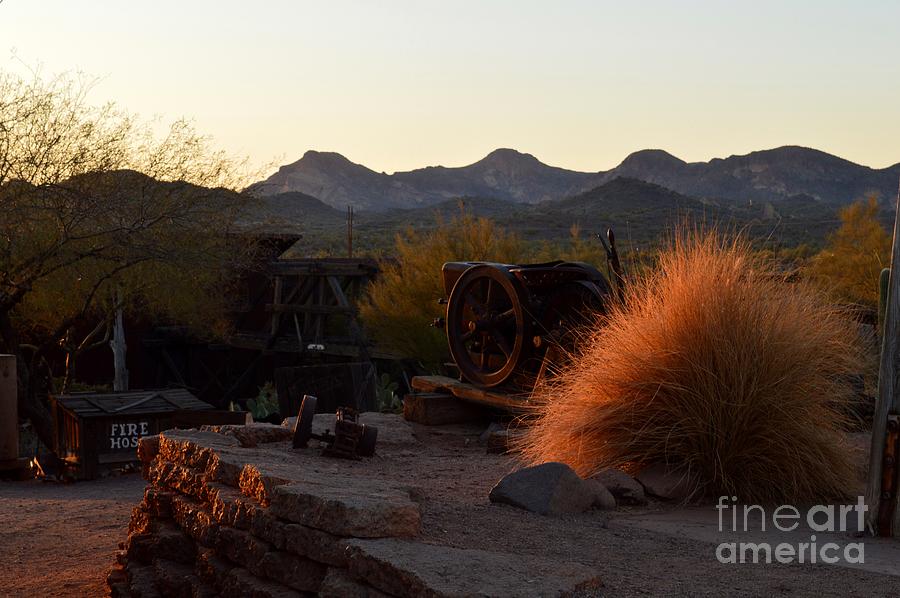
[270,275,283,336]
[867,180,900,536]
[410,375,531,413]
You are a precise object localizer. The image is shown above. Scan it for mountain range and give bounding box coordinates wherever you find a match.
[250,146,900,212]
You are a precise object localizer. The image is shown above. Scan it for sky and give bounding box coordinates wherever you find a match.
[1,0,899,176]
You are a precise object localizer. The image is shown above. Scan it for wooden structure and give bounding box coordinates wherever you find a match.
[51,389,216,479]
[220,257,385,405]
[410,375,532,412]
[229,258,380,358]
[867,181,900,536]
[274,361,376,416]
[136,257,389,408]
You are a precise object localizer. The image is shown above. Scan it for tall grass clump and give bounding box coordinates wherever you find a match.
[519,230,863,503]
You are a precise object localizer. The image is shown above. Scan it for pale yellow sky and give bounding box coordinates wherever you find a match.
[1,0,898,175]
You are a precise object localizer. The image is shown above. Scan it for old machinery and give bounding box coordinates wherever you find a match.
[291,394,378,459]
[439,260,612,389]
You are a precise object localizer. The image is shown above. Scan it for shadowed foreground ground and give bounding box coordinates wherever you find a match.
[1,423,898,597]
[0,474,145,597]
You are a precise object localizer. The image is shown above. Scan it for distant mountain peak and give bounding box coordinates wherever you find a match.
[251,145,900,211]
[291,150,365,171]
[618,149,687,170]
[475,148,543,170]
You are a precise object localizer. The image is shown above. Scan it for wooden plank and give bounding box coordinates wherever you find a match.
[867,180,900,536]
[410,375,531,412]
[403,391,488,425]
[328,274,370,360]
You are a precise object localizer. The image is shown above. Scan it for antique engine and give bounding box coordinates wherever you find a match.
[438,260,613,389]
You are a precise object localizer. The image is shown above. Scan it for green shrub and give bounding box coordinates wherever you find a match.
[359,209,525,370]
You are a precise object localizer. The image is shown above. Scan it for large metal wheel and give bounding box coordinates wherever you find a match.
[446,265,531,387]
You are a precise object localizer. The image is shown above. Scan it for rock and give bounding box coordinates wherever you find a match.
[126,520,196,565]
[152,558,196,597]
[489,462,599,516]
[269,479,421,538]
[635,463,694,501]
[585,479,617,510]
[250,508,349,566]
[207,482,257,529]
[125,561,162,598]
[170,495,220,547]
[201,423,293,447]
[255,550,327,593]
[592,468,647,506]
[320,568,391,598]
[280,521,349,567]
[344,539,603,597]
[137,435,159,464]
[147,460,208,501]
[478,422,506,443]
[239,464,295,506]
[221,567,303,598]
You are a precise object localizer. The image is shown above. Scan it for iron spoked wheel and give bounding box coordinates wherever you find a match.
[446,265,531,387]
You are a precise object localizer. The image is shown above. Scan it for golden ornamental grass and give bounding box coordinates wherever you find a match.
[518,231,862,503]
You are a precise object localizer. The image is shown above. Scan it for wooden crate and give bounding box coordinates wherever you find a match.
[51,389,215,479]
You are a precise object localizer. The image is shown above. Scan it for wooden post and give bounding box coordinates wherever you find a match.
[111,306,129,391]
[867,180,900,536]
[0,355,17,465]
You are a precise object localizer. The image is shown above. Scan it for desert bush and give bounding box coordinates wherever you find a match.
[359,210,524,369]
[809,196,891,307]
[518,230,862,503]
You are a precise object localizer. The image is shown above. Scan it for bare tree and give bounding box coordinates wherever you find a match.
[0,72,258,447]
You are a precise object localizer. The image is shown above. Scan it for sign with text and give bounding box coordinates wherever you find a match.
[107,421,150,451]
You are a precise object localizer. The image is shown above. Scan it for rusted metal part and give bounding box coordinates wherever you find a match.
[292,395,378,459]
[322,407,377,459]
[440,260,610,389]
[597,228,626,301]
[878,415,900,536]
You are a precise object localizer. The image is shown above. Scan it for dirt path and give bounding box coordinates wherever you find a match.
[0,474,145,597]
[1,422,898,597]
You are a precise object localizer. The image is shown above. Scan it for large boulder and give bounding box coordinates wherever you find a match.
[489,462,614,515]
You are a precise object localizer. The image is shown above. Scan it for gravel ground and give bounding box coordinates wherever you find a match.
[0,474,145,597]
[0,421,897,597]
